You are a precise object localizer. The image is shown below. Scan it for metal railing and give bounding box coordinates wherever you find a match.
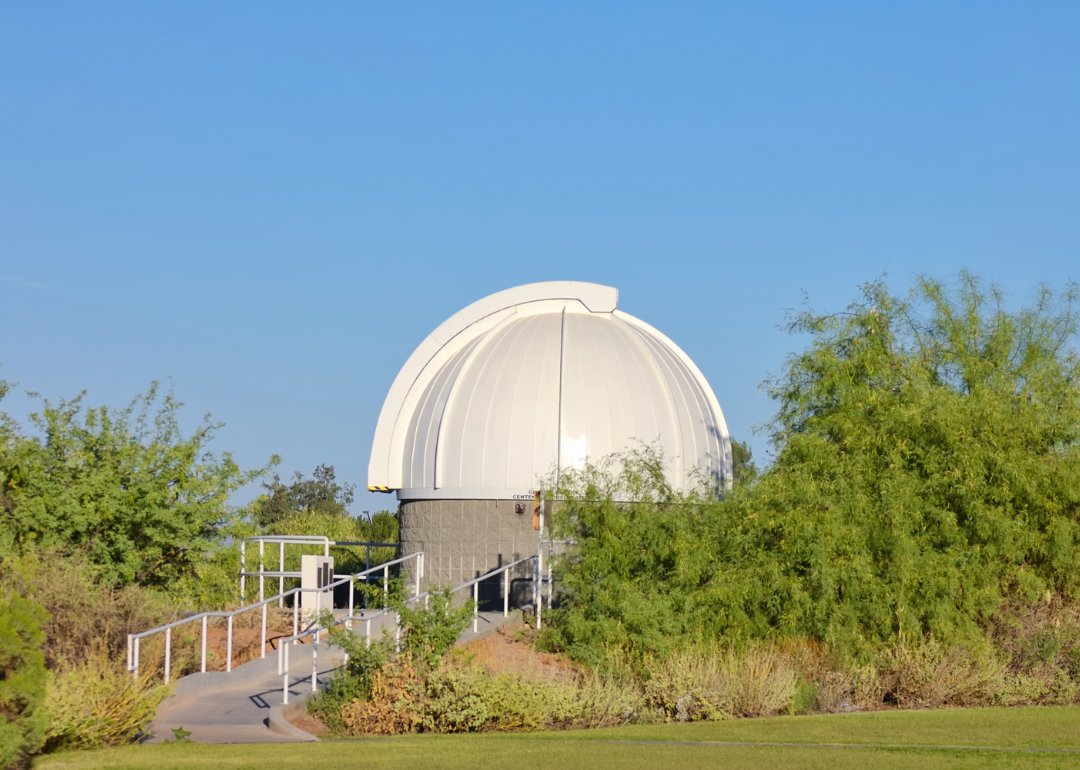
[239,535,398,606]
[126,551,423,684]
[275,554,537,704]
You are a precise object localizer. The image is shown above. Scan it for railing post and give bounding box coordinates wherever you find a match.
[259,540,265,602]
[261,601,267,659]
[279,541,285,607]
[348,580,354,632]
[240,540,246,603]
[365,618,371,648]
[311,633,318,693]
[133,637,140,683]
[473,582,479,633]
[283,641,290,705]
[126,633,132,673]
[383,565,389,609]
[226,615,234,673]
[547,562,552,611]
[536,521,544,631]
[504,568,510,617]
[293,595,299,639]
[164,628,172,683]
[365,545,371,573]
[201,616,208,673]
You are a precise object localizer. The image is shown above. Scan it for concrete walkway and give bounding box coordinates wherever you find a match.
[145,609,519,744]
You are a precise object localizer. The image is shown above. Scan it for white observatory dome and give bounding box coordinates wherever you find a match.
[368,282,731,500]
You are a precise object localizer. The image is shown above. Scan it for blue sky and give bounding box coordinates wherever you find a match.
[2,2,1078,510]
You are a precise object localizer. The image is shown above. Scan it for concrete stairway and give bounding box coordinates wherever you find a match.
[145,610,519,744]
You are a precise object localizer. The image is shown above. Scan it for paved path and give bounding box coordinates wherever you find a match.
[146,610,518,744]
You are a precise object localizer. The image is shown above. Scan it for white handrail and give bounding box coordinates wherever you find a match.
[275,554,534,704]
[127,551,423,683]
[240,535,398,605]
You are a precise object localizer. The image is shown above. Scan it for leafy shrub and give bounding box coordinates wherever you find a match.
[727,647,799,717]
[642,649,729,722]
[335,655,642,736]
[310,616,392,733]
[0,592,48,770]
[789,679,818,714]
[341,655,424,735]
[879,638,1003,708]
[43,645,168,751]
[393,588,473,669]
[0,550,171,669]
[423,664,583,732]
[569,671,643,729]
[642,646,797,722]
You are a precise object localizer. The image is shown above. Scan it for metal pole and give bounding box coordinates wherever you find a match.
[259,540,265,602]
[283,641,290,705]
[365,545,371,573]
[311,633,318,693]
[537,505,544,631]
[164,628,172,684]
[279,541,285,606]
[261,602,267,658]
[240,540,246,603]
[133,637,140,682]
[201,616,208,673]
[365,617,371,648]
[383,565,389,609]
[348,580,354,631]
[292,596,298,639]
[226,615,233,673]
[473,582,479,633]
[547,562,552,610]
[127,634,132,673]
[504,568,510,617]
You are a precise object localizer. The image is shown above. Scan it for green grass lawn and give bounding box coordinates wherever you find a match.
[36,707,1080,770]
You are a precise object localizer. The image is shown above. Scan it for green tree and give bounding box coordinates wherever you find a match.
[0,591,48,770]
[249,464,355,528]
[736,274,1080,652]
[730,438,758,486]
[0,382,277,587]
[549,274,1080,662]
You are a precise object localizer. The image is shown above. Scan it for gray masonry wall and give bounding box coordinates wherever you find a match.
[399,498,542,604]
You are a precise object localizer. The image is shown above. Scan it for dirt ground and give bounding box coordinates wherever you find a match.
[288,711,329,736]
[463,625,578,682]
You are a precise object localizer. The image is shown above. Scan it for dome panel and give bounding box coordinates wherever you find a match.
[369,282,731,499]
